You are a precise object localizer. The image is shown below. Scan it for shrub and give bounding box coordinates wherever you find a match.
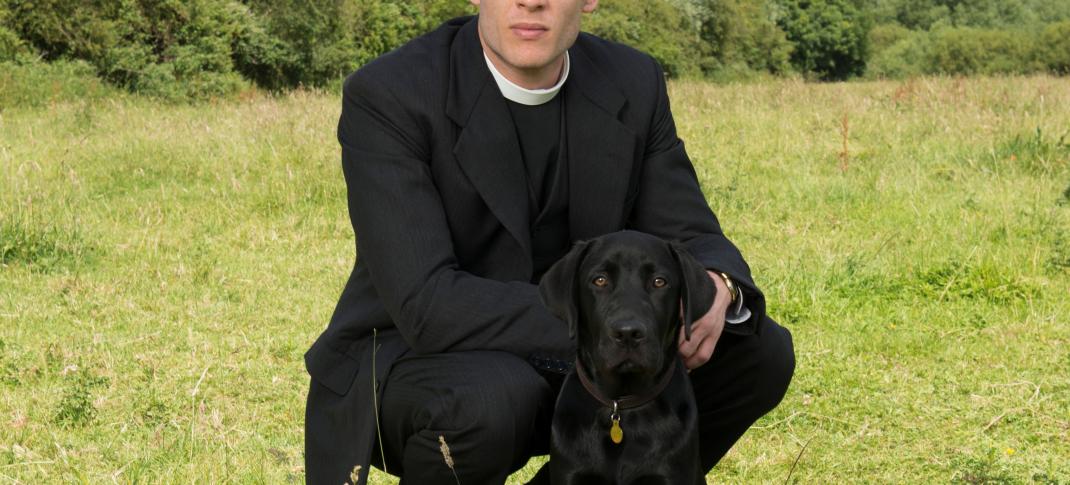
[6,0,252,100]
[54,368,108,428]
[0,3,27,62]
[925,26,1039,75]
[584,0,703,78]
[240,0,473,90]
[868,23,912,56]
[775,0,870,80]
[690,0,794,76]
[1038,20,1070,74]
[240,0,360,90]
[0,59,118,108]
[865,31,929,79]
[883,0,953,30]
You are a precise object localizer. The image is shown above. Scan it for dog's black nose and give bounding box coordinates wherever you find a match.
[609,321,646,345]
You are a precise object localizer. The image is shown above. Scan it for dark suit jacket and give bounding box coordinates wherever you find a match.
[304,15,769,479]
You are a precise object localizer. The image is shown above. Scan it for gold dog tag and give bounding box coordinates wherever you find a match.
[610,416,623,444]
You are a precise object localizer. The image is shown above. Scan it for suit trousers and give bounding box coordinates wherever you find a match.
[306,319,794,484]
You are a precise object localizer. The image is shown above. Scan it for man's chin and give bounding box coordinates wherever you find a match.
[501,51,563,75]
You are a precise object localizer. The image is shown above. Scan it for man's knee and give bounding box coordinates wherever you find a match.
[386,351,552,477]
[753,322,795,415]
[436,352,548,433]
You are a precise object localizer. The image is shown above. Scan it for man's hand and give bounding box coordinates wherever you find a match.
[678,270,730,370]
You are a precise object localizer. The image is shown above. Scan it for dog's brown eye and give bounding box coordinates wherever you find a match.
[592,275,608,287]
[652,277,667,288]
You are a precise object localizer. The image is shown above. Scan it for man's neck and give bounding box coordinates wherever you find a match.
[483,49,570,106]
[489,55,565,90]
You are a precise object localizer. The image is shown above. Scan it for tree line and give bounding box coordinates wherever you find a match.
[1,0,1068,100]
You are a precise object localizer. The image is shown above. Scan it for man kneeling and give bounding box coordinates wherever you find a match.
[303,1,795,484]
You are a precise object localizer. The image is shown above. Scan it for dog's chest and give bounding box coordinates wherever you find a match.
[551,378,698,482]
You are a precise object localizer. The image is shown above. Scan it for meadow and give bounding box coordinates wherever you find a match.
[1,75,1068,484]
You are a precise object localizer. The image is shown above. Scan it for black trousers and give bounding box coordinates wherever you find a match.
[306,319,794,484]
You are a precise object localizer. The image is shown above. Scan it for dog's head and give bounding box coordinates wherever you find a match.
[539,231,714,385]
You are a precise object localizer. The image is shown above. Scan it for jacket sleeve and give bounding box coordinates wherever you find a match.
[338,71,573,358]
[627,57,765,335]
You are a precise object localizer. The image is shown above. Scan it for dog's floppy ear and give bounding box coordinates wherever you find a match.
[539,240,592,339]
[670,242,715,341]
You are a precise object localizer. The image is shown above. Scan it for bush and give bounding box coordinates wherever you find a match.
[868,23,912,56]
[240,0,360,90]
[240,0,473,90]
[0,3,27,62]
[584,0,703,78]
[775,0,870,80]
[690,0,794,76]
[0,59,118,108]
[925,26,1039,75]
[1038,20,1070,74]
[865,31,929,78]
[2,0,1066,97]
[6,0,252,100]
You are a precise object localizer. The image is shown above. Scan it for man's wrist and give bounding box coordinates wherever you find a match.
[709,270,751,324]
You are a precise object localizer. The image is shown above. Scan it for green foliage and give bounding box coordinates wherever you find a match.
[54,368,108,428]
[991,128,1070,175]
[914,260,1037,304]
[775,0,870,80]
[926,26,1039,75]
[1038,21,1070,75]
[0,0,474,97]
[949,0,1031,29]
[5,0,252,100]
[0,59,119,108]
[887,0,953,30]
[950,448,1020,484]
[0,2,26,61]
[0,213,93,271]
[867,23,911,56]
[0,339,20,386]
[865,31,929,78]
[583,0,703,78]
[871,0,1070,29]
[240,0,359,90]
[1,0,1069,96]
[239,0,472,90]
[867,22,1070,78]
[688,0,794,76]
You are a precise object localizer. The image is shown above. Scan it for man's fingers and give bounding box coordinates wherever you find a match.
[683,336,717,369]
[693,335,718,367]
[678,325,697,354]
[679,325,713,359]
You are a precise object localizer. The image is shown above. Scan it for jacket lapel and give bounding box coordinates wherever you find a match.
[447,19,533,267]
[445,21,639,263]
[564,43,638,241]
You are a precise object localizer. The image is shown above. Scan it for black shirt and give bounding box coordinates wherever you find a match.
[505,95,571,281]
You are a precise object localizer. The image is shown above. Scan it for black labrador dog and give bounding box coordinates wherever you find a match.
[539,230,714,485]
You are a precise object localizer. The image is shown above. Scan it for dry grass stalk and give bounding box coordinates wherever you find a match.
[438,435,461,485]
[784,437,813,485]
[346,465,362,485]
[372,328,387,475]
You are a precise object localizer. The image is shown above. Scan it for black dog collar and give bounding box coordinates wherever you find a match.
[574,357,682,444]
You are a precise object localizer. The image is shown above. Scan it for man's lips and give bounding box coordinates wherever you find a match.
[511,23,548,40]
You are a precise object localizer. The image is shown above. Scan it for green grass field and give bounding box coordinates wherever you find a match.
[1,75,1068,484]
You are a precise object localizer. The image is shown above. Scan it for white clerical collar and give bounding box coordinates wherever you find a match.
[483,51,570,106]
